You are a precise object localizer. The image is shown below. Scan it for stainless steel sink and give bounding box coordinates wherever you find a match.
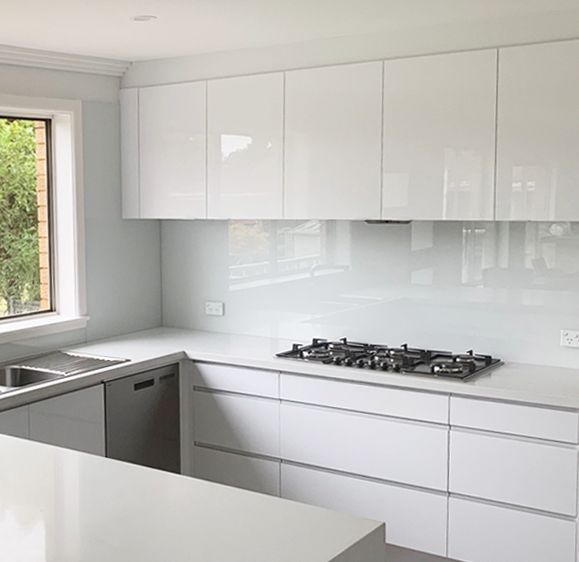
[0,366,63,388]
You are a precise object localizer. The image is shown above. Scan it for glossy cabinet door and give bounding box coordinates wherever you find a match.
[207,73,283,218]
[139,82,207,219]
[281,463,447,556]
[193,445,280,496]
[449,429,578,516]
[29,386,105,456]
[0,406,29,439]
[383,50,497,220]
[280,402,448,491]
[284,62,383,219]
[120,88,140,218]
[193,391,279,457]
[496,41,579,220]
[448,497,576,562]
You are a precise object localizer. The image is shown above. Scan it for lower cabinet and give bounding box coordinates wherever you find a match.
[0,406,29,438]
[0,386,105,456]
[193,390,279,457]
[28,385,105,455]
[450,429,578,516]
[193,445,280,496]
[448,497,576,562]
[281,463,447,556]
[280,402,448,491]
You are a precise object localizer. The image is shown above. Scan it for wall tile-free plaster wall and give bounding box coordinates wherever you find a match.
[162,220,579,368]
[0,63,161,363]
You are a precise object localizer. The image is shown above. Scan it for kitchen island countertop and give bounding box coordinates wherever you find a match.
[0,433,385,562]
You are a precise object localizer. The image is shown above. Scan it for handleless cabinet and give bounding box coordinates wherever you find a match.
[284,62,383,219]
[280,401,448,491]
[0,406,29,439]
[29,385,105,456]
[193,445,280,496]
[281,463,447,556]
[382,49,497,220]
[139,82,207,219]
[449,497,576,562]
[496,40,579,220]
[207,73,283,218]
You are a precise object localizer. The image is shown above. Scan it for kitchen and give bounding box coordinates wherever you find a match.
[0,1,579,561]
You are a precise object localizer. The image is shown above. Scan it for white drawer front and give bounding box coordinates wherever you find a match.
[194,391,279,457]
[281,463,447,556]
[193,392,279,457]
[193,363,278,398]
[193,446,280,496]
[451,396,579,443]
[449,497,576,562]
[450,430,578,516]
[281,402,448,490]
[281,373,448,424]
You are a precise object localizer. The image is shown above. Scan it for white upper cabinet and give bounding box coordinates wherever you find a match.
[496,41,579,221]
[120,88,140,219]
[284,62,383,219]
[207,73,283,219]
[139,82,207,219]
[382,50,497,220]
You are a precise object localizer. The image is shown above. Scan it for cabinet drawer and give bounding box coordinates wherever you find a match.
[280,402,448,490]
[29,386,105,456]
[281,373,448,424]
[0,407,29,439]
[448,497,576,562]
[281,463,447,556]
[451,396,579,443]
[193,446,280,496]
[193,391,279,457]
[450,430,578,516]
[193,363,278,398]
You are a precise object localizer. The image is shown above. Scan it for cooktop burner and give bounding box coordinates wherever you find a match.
[276,338,502,381]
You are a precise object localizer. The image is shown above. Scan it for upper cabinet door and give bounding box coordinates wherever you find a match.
[207,73,283,219]
[496,41,579,221]
[383,50,497,220]
[139,82,207,219]
[120,88,140,219]
[284,62,383,220]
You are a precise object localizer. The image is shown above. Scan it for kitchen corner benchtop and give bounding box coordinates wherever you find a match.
[1,327,579,410]
[0,434,385,562]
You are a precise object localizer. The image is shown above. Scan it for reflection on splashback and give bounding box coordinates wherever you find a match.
[161,220,579,368]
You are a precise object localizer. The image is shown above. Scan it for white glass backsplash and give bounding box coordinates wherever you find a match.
[161,220,579,368]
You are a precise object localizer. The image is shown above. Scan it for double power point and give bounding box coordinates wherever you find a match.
[560,330,579,348]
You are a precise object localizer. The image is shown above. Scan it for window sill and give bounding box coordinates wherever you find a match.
[0,314,89,345]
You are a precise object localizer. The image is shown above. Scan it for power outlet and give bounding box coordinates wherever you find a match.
[205,301,225,317]
[560,329,579,348]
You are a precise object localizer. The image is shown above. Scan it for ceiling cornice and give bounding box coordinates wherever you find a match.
[0,44,130,77]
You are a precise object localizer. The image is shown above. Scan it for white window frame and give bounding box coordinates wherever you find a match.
[0,94,88,343]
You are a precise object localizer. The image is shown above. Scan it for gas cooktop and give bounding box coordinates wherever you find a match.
[276,338,503,381]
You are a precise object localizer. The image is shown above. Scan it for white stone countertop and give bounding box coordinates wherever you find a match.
[1,327,579,410]
[0,434,385,562]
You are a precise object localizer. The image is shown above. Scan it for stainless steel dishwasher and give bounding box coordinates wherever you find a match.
[105,365,180,474]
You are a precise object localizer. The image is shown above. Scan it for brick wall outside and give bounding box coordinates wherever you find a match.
[34,121,50,310]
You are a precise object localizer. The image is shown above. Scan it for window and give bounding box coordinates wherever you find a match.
[0,94,87,342]
[0,116,53,320]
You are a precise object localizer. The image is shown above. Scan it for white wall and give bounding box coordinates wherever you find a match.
[161,220,579,368]
[0,63,161,363]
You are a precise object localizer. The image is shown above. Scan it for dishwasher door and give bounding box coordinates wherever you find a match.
[105,365,180,473]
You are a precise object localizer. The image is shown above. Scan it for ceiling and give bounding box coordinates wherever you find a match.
[1,0,579,62]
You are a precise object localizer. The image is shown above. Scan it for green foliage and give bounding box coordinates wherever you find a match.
[0,118,40,314]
